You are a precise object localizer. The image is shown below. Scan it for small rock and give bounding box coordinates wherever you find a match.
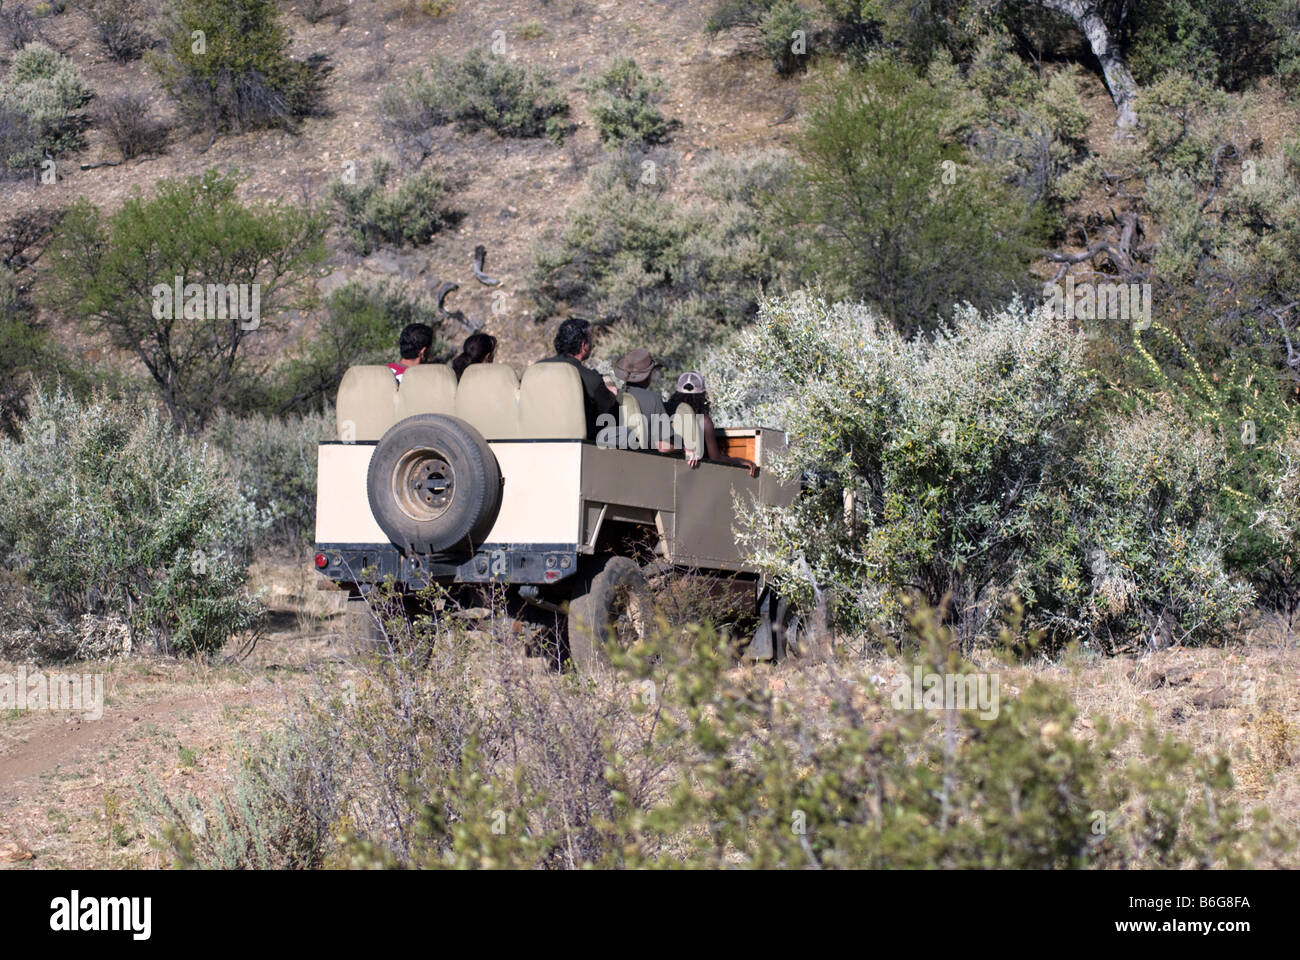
[1192,685,1231,709]
[0,841,33,863]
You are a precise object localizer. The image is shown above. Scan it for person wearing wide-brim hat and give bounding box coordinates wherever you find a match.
[614,348,675,453]
[667,371,758,476]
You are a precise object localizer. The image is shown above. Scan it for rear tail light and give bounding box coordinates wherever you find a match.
[314,553,328,569]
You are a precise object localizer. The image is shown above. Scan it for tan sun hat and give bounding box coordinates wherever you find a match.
[613,348,659,382]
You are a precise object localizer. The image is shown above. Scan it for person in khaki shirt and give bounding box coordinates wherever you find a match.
[613,348,675,453]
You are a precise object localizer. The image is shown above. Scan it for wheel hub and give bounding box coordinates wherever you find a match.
[392,448,456,522]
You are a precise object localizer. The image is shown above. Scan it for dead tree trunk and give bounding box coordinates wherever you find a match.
[1038,0,1139,129]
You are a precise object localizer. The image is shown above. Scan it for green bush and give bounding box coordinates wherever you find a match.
[0,42,92,173]
[707,0,812,75]
[50,168,328,433]
[0,389,263,657]
[1096,136,1300,599]
[151,0,330,134]
[529,148,793,368]
[273,278,444,414]
[380,48,568,152]
[328,158,457,254]
[580,58,674,147]
[202,409,331,549]
[1127,0,1295,90]
[929,41,1092,223]
[708,294,1253,650]
[777,61,1044,336]
[1024,407,1254,651]
[142,726,338,868]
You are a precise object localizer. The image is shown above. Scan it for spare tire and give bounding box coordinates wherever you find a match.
[367,414,501,554]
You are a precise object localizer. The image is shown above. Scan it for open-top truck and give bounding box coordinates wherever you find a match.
[313,359,803,669]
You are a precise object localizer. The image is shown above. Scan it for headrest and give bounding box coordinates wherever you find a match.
[518,361,587,439]
[672,402,703,460]
[336,365,398,441]
[618,390,647,450]
[455,363,521,440]
[395,363,457,423]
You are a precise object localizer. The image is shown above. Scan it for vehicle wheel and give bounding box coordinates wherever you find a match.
[773,596,809,662]
[567,556,653,673]
[367,414,501,555]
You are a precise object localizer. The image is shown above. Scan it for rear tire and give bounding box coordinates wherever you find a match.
[567,556,653,673]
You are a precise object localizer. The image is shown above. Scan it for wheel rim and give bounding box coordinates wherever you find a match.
[391,447,456,523]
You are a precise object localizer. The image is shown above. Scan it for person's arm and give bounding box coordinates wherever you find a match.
[701,414,757,476]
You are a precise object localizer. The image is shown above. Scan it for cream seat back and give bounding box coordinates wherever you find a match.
[617,390,648,450]
[455,363,521,439]
[336,365,398,441]
[395,363,457,421]
[518,362,587,440]
[337,360,591,443]
[672,403,704,461]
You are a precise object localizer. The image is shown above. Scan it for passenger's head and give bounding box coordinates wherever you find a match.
[613,348,659,388]
[452,331,497,380]
[668,371,710,416]
[399,322,435,364]
[554,317,593,360]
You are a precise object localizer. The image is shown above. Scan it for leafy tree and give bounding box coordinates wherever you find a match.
[777,62,1044,336]
[273,279,445,414]
[50,169,328,433]
[0,208,63,437]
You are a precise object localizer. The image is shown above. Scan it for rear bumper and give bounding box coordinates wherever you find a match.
[315,542,580,590]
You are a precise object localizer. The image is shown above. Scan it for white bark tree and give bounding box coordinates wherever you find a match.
[1036,0,1139,128]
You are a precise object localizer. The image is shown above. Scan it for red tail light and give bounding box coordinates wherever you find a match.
[314,553,328,568]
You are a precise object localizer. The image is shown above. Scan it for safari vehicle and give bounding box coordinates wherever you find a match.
[313,360,803,669]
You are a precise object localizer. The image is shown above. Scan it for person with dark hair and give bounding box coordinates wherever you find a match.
[387,322,435,384]
[452,331,497,381]
[538,317,616,441]
[668,372,757,476]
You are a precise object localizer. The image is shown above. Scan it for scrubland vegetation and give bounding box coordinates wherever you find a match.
[0,0,1298,868]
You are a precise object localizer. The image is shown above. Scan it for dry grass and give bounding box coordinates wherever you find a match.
[3,555,1297,867]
